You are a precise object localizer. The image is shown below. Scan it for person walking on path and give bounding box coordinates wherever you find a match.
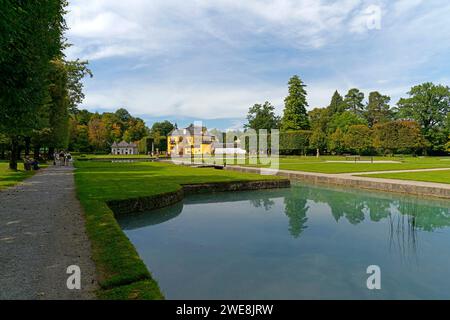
[53,152,58,166]
[65,152,72,166]
[59,150,65,166]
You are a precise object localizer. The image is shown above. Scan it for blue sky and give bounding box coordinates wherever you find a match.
[65,0,450,130]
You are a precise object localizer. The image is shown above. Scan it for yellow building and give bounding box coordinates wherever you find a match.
[167,124,215,156]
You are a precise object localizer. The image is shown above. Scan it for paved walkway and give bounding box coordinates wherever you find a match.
[0,165,97,299]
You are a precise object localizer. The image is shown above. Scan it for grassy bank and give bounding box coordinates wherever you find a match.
[0,162,38,190]
[359,170,450,184]
[74,160,280,299]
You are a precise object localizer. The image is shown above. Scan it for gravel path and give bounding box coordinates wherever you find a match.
[0,165,97,299]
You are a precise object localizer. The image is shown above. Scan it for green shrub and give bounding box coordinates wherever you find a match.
[279,130,311,155]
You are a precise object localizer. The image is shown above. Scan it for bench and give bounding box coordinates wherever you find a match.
[344,155,361,162]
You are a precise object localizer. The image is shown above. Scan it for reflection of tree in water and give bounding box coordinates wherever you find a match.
[308,186,450,260]
[249,198,275,211]
[283,190,309,238]
[246,184,450,246]
[398,201,450,232]
[310,189,366,224]
[365,197,391,222]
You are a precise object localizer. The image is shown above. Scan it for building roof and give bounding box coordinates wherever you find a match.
[112,141,137,148]
[169,123,213,137]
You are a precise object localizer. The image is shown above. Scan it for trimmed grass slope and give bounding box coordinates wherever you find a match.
[360,170,450,185]
[74,160,280,299]
[0,162,38,190]
[261,156,450,174]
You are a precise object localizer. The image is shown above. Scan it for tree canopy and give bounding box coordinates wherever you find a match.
[365,91,392,127]
[344,88,365,116]
[69,108,149,152]
[0,0,68,169]
[245,102,280,131]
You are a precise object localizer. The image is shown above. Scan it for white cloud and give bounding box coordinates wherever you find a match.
[66,0,376,60]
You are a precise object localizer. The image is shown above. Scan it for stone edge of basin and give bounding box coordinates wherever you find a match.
[224,166,450,200]
[106,179,291,216]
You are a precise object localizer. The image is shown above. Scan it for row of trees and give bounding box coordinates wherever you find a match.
[67,108,177,154]
[69,108,147,152]
[245,75,450,155]
[0,1,92,169]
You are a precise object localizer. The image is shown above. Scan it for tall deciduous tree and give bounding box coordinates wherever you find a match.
[245,101,280,131]
[151,121,175,137]
[281,75,309,130]
[327,111,367,134]
[88,114,108,151]
[373,120,428,155]
[0,0,67,169]
[397,83,450,153]
[397,83,450,132]
[308,107,330,132]
[65,59,93,113]
[45,59,70,155]
[310,129,327,157]
[31,59,91,158]
[329,128,345,155]
[343,125,373,155]
[123,118,148,142]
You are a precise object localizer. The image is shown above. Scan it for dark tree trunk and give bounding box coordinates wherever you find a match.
[17,144,22,160]
[24,136,31,157]
[48,146,55,160]
[9,137,18,170]
[34,145,40,160]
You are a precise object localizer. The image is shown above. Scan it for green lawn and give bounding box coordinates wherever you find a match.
[239,155,450,174]
[0,162,36,190]
[73,160,280,299]
[75,160,278,201]
[75,154,450,174]
[359,170,450,184]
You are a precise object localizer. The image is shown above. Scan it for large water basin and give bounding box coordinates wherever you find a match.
[118,183,450,299]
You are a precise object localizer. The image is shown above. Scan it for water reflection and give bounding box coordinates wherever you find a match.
[120,183,450,235]
[388,213,418,264]
[250,198,275,211]
[276,184,448,260]
[284,192,309,238]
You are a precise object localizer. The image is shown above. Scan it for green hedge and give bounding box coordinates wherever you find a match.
[279,130,311,155]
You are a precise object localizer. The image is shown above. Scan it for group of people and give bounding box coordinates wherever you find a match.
[53,151,72,166]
